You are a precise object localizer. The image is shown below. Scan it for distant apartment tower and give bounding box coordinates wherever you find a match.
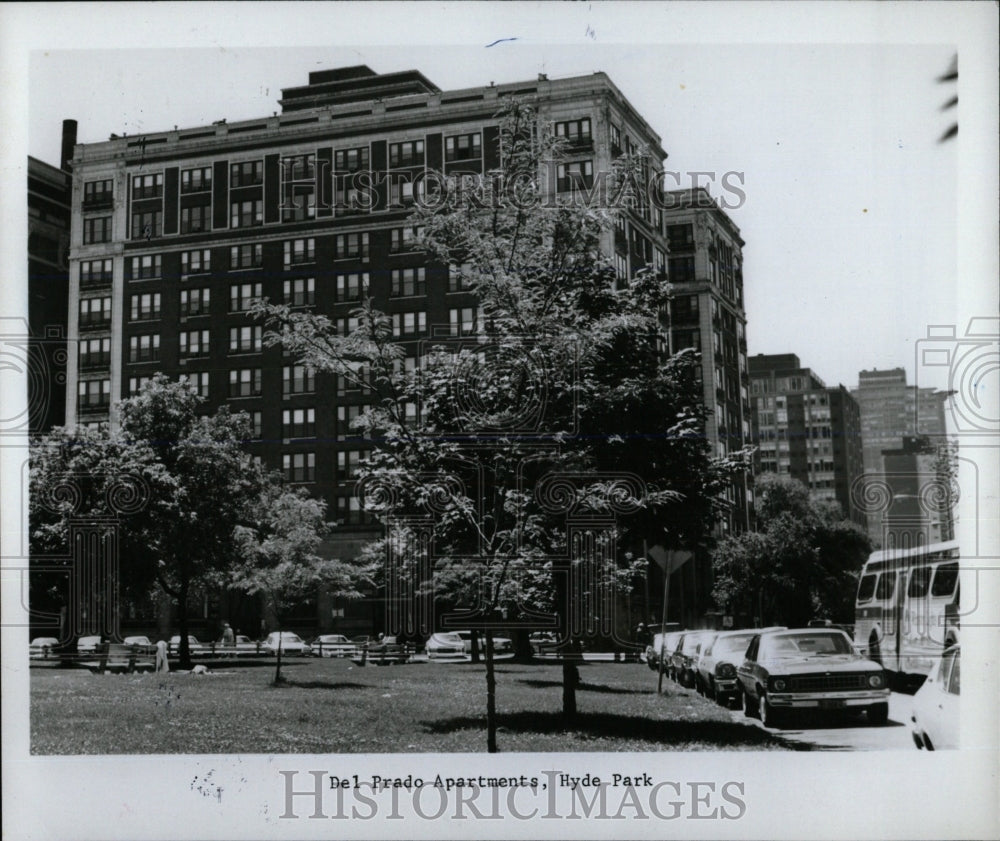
[878,435,956,550]
[63,65,747,635]
[662,187,753,536]
[749,353,865,527]
[852,367,949,474]
[26,120,75,434]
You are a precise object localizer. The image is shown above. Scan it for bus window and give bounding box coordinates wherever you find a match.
[931,562,959,597]
[875,572,896,600]
[857,574,877,603]
[907,566,931,598]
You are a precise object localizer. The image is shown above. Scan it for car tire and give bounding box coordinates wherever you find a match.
[760,693,785,729]
[869,633,882,666]
[647,657,657,672]
[867,702,889,726]
[706,679,716,700]
[741,688,758,719]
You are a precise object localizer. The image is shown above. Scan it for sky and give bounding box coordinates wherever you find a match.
[13,4,997,399]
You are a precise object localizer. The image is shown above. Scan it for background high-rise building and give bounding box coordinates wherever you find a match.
[749,353,865,527]
[851,367,952,546]
[62,66,751,636]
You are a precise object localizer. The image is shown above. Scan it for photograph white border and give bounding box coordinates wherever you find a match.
[2,3,998,839]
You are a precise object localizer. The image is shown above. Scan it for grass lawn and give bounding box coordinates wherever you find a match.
[30,657,793,754]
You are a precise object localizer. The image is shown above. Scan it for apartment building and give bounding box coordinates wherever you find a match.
[64,65,748,634]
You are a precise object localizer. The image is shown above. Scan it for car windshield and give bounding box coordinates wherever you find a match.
[713,635,755,656]
[682,634,708,654]
[765,632,853,657]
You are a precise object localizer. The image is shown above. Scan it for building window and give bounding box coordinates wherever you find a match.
[179,329,210,358]
[129,254,162,280]
[614,253,627,281]
[249,411,262,439]
[668,256,695,283]
[79,337,111,368]
[231,243,263,270]
[181,167,212,193]
[283,452,315,483]
[179,371,210,398]
[181,249,211,275]
[283,238,315,267]
[556,160,593,192]
[131,210,162,240]
[78,378,111,410]
[179,287,210,317]
[391,267,426,297]
[80,259,113,285]
[667,224,695,251]
[79,296,112,327]
[229,326,262,354]
[283,277,315,307]
[335,272,368,303]
[555,118,592,144]
[389,227,421,254]
[282,407,316,439]
[335,147,370,172]
[336,495,364,524]
[337,449,365,480]
[335,316,360,336]
[282,365,315,396]
[230,160,263,187]
[128,376,151,395]
[131,173,163,199]
[393,311,427,337]
[445,132,482,162]
[83,179,113,208]
[230,282,262,312]
[389,140,424,168]
[448,307,479,337]
[129,333,161,363]
[181,204,211,234]
[230,199,263,229]
[335,232,369,260]
[83,216,112,244]
[448,262,474,292]
[672,294,699,320]
[337,404,368,439]
[229,368,262,398]
[129,292,161,321]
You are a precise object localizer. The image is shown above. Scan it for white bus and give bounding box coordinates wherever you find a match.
[854,540,960,678]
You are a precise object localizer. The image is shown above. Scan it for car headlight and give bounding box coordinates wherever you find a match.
[772,678,787,691]
[717,663,736,678]
[868,673,884,688]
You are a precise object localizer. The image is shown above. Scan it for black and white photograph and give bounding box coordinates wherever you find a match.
[2,2,998,839]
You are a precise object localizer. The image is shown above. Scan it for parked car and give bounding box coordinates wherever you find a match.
[264,631,312,657]
[530,631,561,655]
[695,630,759,705]
[311,634,355,658]
[646,630,684,671]
[425,632,467,661]
[77,635,102,655]
[737,627,890,729]
[911,645,960,750]
[123,635,156,655]
[353,635,410,665]
[168,635,210,657]
[29,637,60,660]
[670,631,715,686]
[452,630,513,656]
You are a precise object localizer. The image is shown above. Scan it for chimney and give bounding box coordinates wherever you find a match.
[60,119,78,172]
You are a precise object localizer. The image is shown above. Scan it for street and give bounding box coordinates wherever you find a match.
[723,691,916,750]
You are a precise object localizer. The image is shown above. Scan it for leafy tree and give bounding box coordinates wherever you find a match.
[254,99,746,749]
[711,473,871,627]
[231,485,365,684]
[29,375,338,669]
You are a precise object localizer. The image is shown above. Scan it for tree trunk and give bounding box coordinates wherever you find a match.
[470,629,481,664]
[485,629,497,753]
[512,628,533,663]
[274,631,284,684]
[177,582,191,669]
[562,658,577,719]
